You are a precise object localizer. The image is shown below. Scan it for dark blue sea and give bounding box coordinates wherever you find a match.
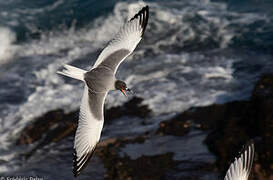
[0,0,272,179]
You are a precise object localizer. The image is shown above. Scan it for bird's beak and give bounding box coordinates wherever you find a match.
[121,89,127,96]
[126,88,132,94]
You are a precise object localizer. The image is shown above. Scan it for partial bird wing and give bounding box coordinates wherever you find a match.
[73,85,107,177]
[92,6,149,74]
[224,141,255,180]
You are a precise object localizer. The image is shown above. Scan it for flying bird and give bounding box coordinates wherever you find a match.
[57,6,149,177]
[224,141,255,180]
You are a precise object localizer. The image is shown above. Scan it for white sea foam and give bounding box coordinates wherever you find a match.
[122,52,238,115]
[0,27,18,63]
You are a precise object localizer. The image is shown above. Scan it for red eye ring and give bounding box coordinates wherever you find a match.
[120,85,126,89]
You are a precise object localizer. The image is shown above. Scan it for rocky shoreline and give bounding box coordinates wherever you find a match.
[16,74,273,179]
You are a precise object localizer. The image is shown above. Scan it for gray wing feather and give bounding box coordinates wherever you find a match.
[97,49,130,72]
[88,90,107,120]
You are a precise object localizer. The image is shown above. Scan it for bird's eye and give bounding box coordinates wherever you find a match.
[120,84,126,89]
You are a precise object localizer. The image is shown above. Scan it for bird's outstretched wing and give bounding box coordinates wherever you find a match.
[73,85,107,177]
[92,6,149,73]
[73,6,149,177]
[224,141,255,180]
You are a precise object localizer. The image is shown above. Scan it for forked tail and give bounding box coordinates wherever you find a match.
[57,64,87,81]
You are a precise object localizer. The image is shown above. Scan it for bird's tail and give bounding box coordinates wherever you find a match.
[57,64,87,81]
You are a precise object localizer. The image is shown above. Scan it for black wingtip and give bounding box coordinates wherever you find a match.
[237,140,255,173]
[129,5,149,37]
[73,149,80,177]
[73,147,96,177]
[239,139,254,157]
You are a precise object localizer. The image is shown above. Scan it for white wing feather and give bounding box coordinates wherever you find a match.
[73,85,106,176]
[92,6,149,73]
[224,142,254,180]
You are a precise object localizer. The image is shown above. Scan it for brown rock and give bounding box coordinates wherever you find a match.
[16,109,78,145]
[96,136,177,180]
[160,74,273,179]
[156,118,192,136]
[105,97,151,122]
[203,74,273,179]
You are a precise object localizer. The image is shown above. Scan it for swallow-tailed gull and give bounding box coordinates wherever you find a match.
[224,141,254,180]
[57,6,149,177]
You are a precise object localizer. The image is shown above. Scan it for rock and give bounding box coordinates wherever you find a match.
[156,117,192,136]
[248,74,273,179]
[96,136,178,180]
[16,109,78,145]
[16,96,151,148]
[202,101,253,169]
[252,74,273,101]
[157,100,249,135]
[203,74,273,179]
[105,97,151,122]
[158,74,273,179]
[95,134,216,180]
[103,153,177,180]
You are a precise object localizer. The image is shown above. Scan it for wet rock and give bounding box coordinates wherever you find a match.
[203,75,273,178]
[95,133,216,180]
[96,136,178,180]
[248,74,273,179]
[104,153,177,180]
[156,117,192,136]
[157,100,249,135]
[105,96,151,122]
[158,74,273,179]
[16,96,151,147]
[252,74,273,101]
[202,100,253,168]
[16,109,78,145]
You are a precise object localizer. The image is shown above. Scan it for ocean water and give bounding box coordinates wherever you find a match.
[0,0,272,179]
